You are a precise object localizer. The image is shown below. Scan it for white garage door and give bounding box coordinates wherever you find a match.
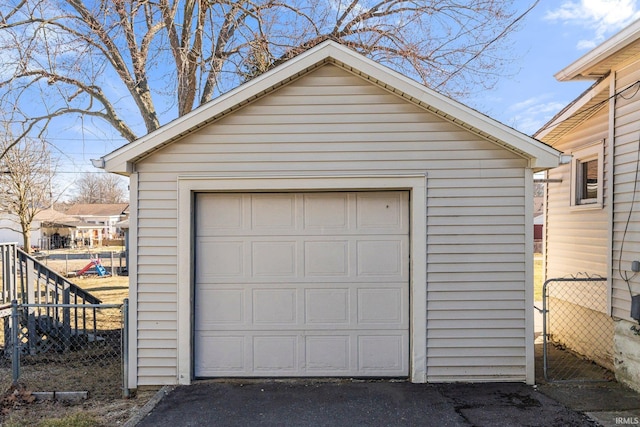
[194,191,409,377]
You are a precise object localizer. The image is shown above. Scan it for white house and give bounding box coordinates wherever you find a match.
[0,212,41,248]
[95,41,561,388]
[63,203,129,246]
[536,19,640,392]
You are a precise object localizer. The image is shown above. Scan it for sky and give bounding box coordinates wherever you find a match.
[475,0,640,135]
[48,0,640,194]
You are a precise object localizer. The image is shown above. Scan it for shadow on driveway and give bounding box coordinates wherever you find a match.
[134,380,595,427]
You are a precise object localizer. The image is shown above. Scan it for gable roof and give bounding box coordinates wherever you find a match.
[555,18,640,81]
[536,19,640,142]
[97,41,561,174]
[64,203,129,217]
[34,208,78,223]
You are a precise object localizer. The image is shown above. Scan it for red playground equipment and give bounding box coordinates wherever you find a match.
[76,258,109,276]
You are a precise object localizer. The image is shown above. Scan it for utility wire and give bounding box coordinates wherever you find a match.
[537,79,640,136]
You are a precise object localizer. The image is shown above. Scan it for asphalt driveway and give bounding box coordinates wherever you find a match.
[132,380,595,427]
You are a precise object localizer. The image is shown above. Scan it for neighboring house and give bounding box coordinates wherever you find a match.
[95,41,561,388]
[64,203,129,246]
[536,19,640,392]
[0,204,129,250]
[533,213,544,254]
[0,211,42,248]
[35,207,81,249]
[35,207,105,250]
[533,192,545,253]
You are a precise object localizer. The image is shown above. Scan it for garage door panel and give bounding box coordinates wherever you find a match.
[196,194,244,231]
[194,335,246,373]
[195,191,409,377]
[303,193,349,229]
[358,287,406,325]
[306,336,350,372]
[253,289,298,324]
[253,335,299,372]
[194,331,408,377]
[196,289,245,324]
[196,283,407,328]
[252,194,297,230]
[251,241,297,277]
[196,239,245,278]
[357,239,406,277]
[304,240,349,276]
[198,236,407,282]
[356,192,408,231]
[305,288,350,324]
[359,334,406,372]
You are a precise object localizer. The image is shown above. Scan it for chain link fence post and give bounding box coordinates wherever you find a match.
[122,298,129,398]
[11,299,19,386]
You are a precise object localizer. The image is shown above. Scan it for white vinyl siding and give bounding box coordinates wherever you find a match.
[545,106,610,280]
[612,60,640,320]
[133,64,529,385]
[542,85,615,372]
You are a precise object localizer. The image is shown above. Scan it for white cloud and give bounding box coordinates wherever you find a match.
[544,0,640,49]
[504,94,568,135]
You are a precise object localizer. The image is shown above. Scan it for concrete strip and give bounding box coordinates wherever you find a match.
[123,386,175,427]
[32,391,88,403]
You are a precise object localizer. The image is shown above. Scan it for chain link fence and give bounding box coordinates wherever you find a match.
[0,301,128,399]
[542,276,615,382]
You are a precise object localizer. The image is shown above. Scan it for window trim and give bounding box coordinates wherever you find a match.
[570,141,604,209]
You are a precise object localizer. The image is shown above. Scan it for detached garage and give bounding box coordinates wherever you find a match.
[96,41,561,388]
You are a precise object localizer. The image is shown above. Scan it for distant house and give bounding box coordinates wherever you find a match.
[64,203,129,246]
[35,208,84,249]
[0,211,42,248]
[95,41,561,388]
[536,19,640,392]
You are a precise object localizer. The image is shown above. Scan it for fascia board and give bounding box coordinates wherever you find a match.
[535,76,610,141]
[555,18,640,81]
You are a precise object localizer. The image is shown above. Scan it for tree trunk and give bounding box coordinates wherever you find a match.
[22,224,31,254]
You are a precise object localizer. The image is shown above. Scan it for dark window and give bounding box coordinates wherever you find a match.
[579,158,598,203]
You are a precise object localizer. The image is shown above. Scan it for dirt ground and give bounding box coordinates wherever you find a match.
[0,252,155,426]
[0,384,158,426]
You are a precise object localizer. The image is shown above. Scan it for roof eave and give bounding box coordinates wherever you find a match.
[535,76,610,143]
[555,18,640,81]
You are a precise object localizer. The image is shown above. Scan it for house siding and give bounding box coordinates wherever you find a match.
[133,64,530,385]
[612,59,640,321]
[543,105,614,370]
[544,106,610,279]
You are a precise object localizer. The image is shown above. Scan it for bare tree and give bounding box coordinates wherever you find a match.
[0,0,538,152]
[0,136,57,253]
[69,172,128,204]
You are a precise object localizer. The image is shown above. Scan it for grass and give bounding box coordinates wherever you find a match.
[74,275,129,305]
[4,409,98,427]
[37,413,99,427]
[534,254,544,302]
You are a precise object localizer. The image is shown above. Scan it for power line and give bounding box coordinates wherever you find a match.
[537,79,640,135]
